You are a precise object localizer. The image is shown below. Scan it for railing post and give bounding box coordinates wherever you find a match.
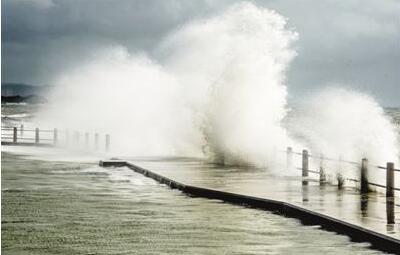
[319,154,326,184]
[53,128,58,145]
[94,133,99,150]
[361,158,369,194]
[302,149,309,185]
[35,128,39,144]
[286,147,293,172]
[74,131,79,144]
[65,130,70,145]
[386,162,395,197]
[387,197,395,224]
[13,127,17,143]
[105,134,110,152]
[337,173,344,189]
[20,124,24,137]
[85,132,89,148]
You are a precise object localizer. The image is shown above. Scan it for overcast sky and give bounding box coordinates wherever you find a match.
[2,0,399,106]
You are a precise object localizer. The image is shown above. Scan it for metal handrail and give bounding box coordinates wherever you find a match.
[295,166,400,191]
[1,126,110,152]
[1,128,54,132]
[288,148,399,173]
[346,178,400,192]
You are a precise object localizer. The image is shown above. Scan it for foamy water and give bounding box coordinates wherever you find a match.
[4,2,400,185]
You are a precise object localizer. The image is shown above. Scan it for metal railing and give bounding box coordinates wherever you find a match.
[1,125,110,152]
[286,147,399,196]
[286,147,398,223]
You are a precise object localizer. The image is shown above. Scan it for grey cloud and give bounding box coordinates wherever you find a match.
[258,0,400,106]
[2,0,399,106]
[2,0,228,84]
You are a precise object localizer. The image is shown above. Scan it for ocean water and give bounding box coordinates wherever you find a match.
[1,103,39,125]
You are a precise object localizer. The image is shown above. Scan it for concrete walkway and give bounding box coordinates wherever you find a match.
[124,157,400,240]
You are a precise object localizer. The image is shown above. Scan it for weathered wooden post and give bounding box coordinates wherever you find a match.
[35,128,39,143]
[85,132,89,147]
[286,147,293,172]
[53,128,58,145]
[361,158,369,194]
[319,154,326,184]
[302,149,309,185]
[20,124,24,136]
[13,127,17,143]
[94,133,99,150]
[105,134,110,152]
[386,162,395,197]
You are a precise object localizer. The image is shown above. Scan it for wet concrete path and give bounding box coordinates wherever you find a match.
[125,157,400,240]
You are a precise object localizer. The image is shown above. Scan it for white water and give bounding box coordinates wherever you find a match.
[35,2,399,183]
[287,87,399,184]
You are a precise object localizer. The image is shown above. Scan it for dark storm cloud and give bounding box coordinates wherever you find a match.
[2,0,227,84]
[2,0,399,106]
[259,0,400,106]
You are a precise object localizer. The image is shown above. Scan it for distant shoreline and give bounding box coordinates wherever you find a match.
[1,95,47,104]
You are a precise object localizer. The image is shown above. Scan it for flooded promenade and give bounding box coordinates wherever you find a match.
[2,152,384,254]
[127,157,400,240]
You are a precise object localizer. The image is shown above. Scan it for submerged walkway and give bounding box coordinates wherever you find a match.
[101,157,400,253]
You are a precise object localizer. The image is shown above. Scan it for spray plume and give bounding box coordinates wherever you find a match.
[36,2,398,183]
